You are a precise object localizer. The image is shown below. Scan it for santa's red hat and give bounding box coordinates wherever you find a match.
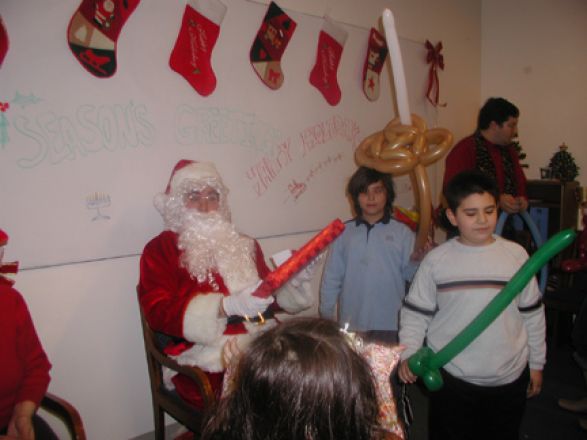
[0,228,8,247]
[165,160,224,195]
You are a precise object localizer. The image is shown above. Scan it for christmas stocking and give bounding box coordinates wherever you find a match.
[169,0,227,97]
[67,0,141,78]
[363,27,388,101]
[250,2,297,90]
[0,15,8,68]
[309,18,347,106]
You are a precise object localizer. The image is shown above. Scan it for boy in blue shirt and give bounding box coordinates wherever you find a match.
[399,170,545,440]
[320,166,419,342]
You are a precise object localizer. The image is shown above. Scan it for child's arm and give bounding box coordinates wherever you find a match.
[517,252,546,396]
[398,257,437,381]
[519,284,546,362]
[527,369,543,397]
[318,240,345,319]
[399,226,419,281]
[398,359,418,383]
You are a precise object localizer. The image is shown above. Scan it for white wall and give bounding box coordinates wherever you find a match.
[481,0,587,187]
[4,1,482,438]
[383,0,483,205]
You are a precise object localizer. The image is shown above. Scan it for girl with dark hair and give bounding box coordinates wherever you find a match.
[201,317,394,440]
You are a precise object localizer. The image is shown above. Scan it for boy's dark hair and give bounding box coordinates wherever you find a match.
[444,170,499,212]
[201,317,382,440]
[347,167,395,217]
[477,97,519,130]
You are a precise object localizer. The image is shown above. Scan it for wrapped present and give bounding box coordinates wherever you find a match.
[359,342,405,439]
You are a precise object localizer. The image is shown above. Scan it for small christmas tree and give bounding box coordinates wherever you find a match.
[549,143,579,182]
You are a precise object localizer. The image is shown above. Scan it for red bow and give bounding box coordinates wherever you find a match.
[425,40,446,107]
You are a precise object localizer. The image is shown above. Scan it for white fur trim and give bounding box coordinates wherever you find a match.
[183,293,227,344]
[172,321,276,372]
[323,17,348,46]
[275,281,314,313]
[170,162,223,194]
[163,366,176,390]
[173,334,228,372]
[189,0,227,25]
[152,193,168,217]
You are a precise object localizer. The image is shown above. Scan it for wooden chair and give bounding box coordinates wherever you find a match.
[40,392,86,440]
[137,297,216,440]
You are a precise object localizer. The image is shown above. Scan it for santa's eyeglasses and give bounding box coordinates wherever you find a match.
[184,190,220,203]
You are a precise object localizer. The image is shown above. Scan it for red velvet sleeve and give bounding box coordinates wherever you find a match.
[442,135,476,191]
[13,289,51,407]
[138,231,200,338]
[139,233,272,336]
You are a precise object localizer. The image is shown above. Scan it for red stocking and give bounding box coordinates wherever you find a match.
[363,27,388,101]
[67,0,141,78]
[0,15,8,68]
[250,2,297,90]
[309,19,348,106]
[169,0,227,97]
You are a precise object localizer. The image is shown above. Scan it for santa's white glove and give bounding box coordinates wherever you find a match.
[222,281,274,317]
[289,255,321,288]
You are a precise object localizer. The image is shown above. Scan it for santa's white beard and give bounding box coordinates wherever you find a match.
[177,210,258,292]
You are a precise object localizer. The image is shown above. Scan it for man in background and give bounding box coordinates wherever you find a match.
[441,97,528,237]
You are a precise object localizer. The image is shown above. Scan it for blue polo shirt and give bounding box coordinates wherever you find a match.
[319,215,417,332]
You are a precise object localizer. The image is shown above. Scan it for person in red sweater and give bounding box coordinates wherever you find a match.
[138,160,314,409]
[0,229,55,440]
[443,97,528,214]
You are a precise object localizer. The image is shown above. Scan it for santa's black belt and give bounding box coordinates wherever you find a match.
[227,309,275,325]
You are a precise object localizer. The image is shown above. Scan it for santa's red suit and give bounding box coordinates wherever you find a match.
[138,160,313,408]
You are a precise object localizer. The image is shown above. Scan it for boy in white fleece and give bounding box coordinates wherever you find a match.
[398,170,545,440]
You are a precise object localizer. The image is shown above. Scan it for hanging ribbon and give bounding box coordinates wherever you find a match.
[425,40,446,107]
[0,102,9,147]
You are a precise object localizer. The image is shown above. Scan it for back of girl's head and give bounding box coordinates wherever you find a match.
[444,170,499,212]
[202,317,381,440]
[347,167,395,217]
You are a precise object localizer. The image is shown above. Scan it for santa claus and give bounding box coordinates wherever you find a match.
[138,160,314,408]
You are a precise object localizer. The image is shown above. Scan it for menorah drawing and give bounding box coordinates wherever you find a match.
[86,192,111,221]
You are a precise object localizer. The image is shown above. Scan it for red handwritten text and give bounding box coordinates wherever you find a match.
[299,115,360,157]
[246,138,293,196]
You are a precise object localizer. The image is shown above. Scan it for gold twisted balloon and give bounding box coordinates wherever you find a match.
[355,114,453,250]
